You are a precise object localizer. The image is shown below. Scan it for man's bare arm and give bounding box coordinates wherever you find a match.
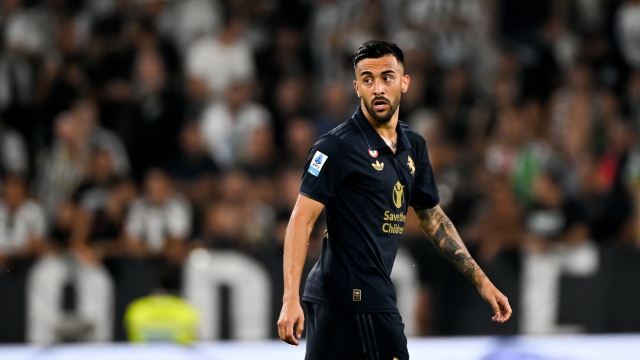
[278,194,325,345]
[415,205,512,323]
[415,205,486,286]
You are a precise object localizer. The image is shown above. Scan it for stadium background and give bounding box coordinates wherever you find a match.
[1,0,640,354]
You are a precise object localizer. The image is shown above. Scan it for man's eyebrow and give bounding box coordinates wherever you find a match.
[359,69,397,77]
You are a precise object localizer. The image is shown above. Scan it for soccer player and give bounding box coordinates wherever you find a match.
[277,40,512,359]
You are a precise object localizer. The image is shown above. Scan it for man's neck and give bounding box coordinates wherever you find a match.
[361,105,398,141]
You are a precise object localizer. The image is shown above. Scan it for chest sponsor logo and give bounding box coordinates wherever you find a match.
[393,181,405,209]
[368,148,378,158]
[382,210,406,234]
[371,160,384,171]
[307,151,328,177]
[407,155,415,176]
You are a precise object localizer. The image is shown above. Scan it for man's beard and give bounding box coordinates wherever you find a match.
[363,95,401,124]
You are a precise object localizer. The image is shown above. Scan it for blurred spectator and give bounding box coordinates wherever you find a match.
[617,0,640,69]
[336,0,390,65]
[274,166,302,215]
[523,172,590,252]
[255,23,312,103]
[549,63,606,161]
[185,14,255,100]
[309,0,349,80]
[242,125,279,178]
[314,81,353,135]
[156,0,223,53]
[580,33,628,93]
[125,169,191,261]
[2,0,52,57]
[0,174,47,269]
[625,70,640,129]
[125,293,199,344]
[169,121,220,206]
[33,57,89,150]
[197,201,242,250]
[34,112,90,219]
[284,117,317,168]
[72,148,118,211]
[200,81,271,169]
[439,67,478,145]
[499,0,554,44]
[576,153,632,243]
[72,178,137,261]
[128,16,182,81]
[469,75,520,151]
[0,115,29,178]
[485,106,556,205]
[403,0,492,71]
[0,0,37,129]
[0,50,33,121]
[48,201,75,250]
[127,49,186,180]
[472,176,522,262]
[217,169,274,246]
[270,75,309,144]
[540,18,580,74]
[73,97,130,176]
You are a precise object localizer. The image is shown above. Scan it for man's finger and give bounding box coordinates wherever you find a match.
[278,318,297,345]
[284,318,299,346]
[499,296,513,322]
[296,315,305,339]
[277,320,285,342]
[489,297,502,321]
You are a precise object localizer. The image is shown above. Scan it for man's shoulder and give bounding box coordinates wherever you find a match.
[399,121,425,142]
[399,121,428,151]
[324,117,359,142]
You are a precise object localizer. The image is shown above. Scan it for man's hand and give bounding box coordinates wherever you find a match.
[277,300,305,346]
[416,206,513,324]
[478,280,512,323]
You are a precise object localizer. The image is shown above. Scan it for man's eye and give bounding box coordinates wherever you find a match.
[364,78,373,84]
[384,76,392,81]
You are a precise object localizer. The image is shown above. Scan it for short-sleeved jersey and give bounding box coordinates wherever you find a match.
[300,107,440,312]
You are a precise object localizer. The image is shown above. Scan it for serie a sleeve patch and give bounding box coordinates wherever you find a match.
[307,151,328,177]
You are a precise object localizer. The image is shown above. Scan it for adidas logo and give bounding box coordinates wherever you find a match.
[371,160,384,171]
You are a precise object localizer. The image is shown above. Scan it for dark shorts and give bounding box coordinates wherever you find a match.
[304,301,409,360]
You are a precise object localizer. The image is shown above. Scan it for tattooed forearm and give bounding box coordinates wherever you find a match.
[416,205,487,286]
[433,222,477,282]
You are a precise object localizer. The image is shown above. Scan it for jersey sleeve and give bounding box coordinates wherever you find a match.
[299,134,349,205]
[410,138,440,210]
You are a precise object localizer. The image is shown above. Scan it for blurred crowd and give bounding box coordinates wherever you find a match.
[2,0,640,339]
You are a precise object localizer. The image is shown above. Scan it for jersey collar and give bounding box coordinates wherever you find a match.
[353,106,412,151]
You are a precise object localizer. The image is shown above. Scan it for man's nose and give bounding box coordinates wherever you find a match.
[373,79,385,96]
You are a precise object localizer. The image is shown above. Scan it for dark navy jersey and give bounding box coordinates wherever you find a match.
[300,107,440,312]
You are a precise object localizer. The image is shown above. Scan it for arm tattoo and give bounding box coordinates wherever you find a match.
[433,222,477,282]
[416,206,486,286]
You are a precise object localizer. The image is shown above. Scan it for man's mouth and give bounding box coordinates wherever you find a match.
[373,99,389,111]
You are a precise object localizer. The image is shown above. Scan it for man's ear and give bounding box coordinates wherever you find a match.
[402,75,410,93]
[353,79,361,98]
